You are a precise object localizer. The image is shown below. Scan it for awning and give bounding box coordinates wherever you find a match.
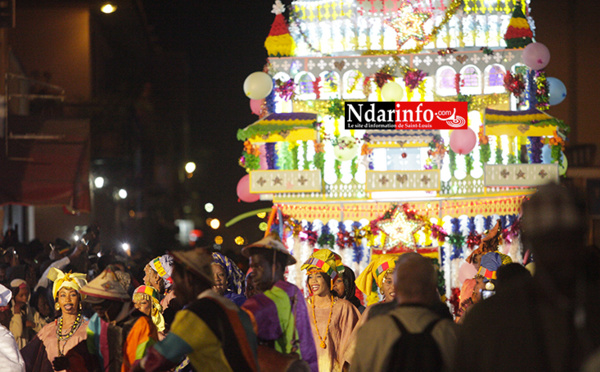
[0,117,91,212]
[237,112,318,143]
[484,108,567,137]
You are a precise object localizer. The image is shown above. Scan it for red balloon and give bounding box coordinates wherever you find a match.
[250,99,264,116]
[236,174,259,203]
[449,128,477,155]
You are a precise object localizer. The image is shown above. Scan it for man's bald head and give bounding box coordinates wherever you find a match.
[394,253,439,305]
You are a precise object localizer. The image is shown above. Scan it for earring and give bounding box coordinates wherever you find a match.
[79,303,82,310]
[55,302,60,311]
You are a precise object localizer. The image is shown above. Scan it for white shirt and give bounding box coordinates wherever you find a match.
[0,325,25,372]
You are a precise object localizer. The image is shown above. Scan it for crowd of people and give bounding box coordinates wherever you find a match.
[0,182,599,371]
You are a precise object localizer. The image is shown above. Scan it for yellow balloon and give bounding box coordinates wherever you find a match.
[381,81,404,101]
[243,72,273,100]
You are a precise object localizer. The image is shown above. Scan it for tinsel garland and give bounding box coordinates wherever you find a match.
[466,232,481,250]
[313,140,325,172]
[302,141,309,170]
[449,287,461,317]
[527,137,543,163]
[317,224,335,248]
[336,222,352,250]
[276,142,289,170]
[313,77,322,100]
[374,71,393,89]
[467,217,476,234]
[327,98,345,119]
[334,159,342,181]
[534,70,549,111]
[449,217,463,260]
[265,143,277,169]
[495,146,503,165]
[465,153,474,175]
[526,70,537,110]
[352,221,364,264]
[351,157,358,179]
[479,126,491,166]
[265,89,276,116]
[483,216,493,231]
[275,78,296,101]
[448,149,457,178]
[290,143,299,170]
[403,67,428,91]
[431,258,446,296]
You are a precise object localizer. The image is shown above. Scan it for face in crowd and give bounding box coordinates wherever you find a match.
[143,264,163,293]
[133,297,152,316]
[381,271,395,303]
[307,271,330,297]
[211,263,227,295]
[332,276,345,298]
[57,287,80,315]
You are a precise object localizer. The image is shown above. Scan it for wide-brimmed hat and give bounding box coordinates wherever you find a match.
[241,233,296,266]
[169,247,213,284]
[80,267,130,302]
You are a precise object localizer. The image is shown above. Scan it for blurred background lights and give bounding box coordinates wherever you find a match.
[209,218,220,229]
[259,222,268,231]
[100,3,117,14]
[234,236,245,245]
[185,162,196,173]
[118,189,128,199]
[94,176,105,189]
[121,243,130,251]
[256,212,267,219]
[204,203,214,213]
[214,236,223,245]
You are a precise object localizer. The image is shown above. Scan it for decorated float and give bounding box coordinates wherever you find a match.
[235,0,569,310]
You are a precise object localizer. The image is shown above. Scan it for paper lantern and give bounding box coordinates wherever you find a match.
[547,77,567,106]
[381,81,404,101]
[522,42,550,70]
[236,174,259,203]
[449,128,477,155]
[250,99,264,115]
[243,72,273,100]
[333,136,359,162]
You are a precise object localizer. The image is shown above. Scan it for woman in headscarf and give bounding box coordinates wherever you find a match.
[9,279,35,348]
[20,268,98,372]
[302,249,360,372]
[143,255,180,329]
[332,266,364,313]
[211,251,246,306]
[132,286,165,336]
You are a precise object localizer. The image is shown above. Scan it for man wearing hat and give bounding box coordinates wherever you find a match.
[133,246,259,372]
[241,233,318,372]
[81,266,158,372]
[455,183,600,371]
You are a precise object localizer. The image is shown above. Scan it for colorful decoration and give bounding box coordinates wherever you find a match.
[534,70,549,111]
[403,67,428,91]
[386,0,432,50]
[503,72,526,100]
[377,206,425,250]
[264,0,296,57]
[275,78,296,101]
[237,174,259,203]
[503,0,533,49]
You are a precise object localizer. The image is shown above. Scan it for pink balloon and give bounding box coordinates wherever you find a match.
[236,174,259,203]
[458,262,478,284]
[522,42,550,70]
[449,128,477,155]
[250,99,264,116]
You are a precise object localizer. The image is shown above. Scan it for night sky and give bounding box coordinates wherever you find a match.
[142,1,276,250]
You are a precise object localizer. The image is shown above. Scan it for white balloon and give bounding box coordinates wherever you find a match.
[381,81,404,101]
[243,72,273,100]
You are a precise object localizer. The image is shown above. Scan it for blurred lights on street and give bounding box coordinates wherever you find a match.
[215,236,223,245]
[234,236,245,245]
[210,219,220,229]
[185,162,196,174]
[204,203,214,213]
[121,243,130,252]
[94,177,105,189]
[72,234,80,241]
[259,222,267,231]
[256,212,267,218]
[100,3,117,14]
[118,189,128,199]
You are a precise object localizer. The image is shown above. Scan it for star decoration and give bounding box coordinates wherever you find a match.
[516,170,526,179]
[385,0,432,49]
[273,176,282,185]
[377,207,425,249]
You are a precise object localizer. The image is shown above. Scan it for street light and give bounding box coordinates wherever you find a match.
[118,189,128,199]
[185,162,196,174]
[100,3,117,14]
[210,218,220,230]
[204,203,214,213]
[94,176,105,189]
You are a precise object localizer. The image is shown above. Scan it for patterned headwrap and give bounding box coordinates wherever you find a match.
[355,254,399,305]
[212,251,245,295]
[133,285,165,332]
[477,252,503,282]
[148,254,174,289]
[301,248,345,280]
[47,268,88,300]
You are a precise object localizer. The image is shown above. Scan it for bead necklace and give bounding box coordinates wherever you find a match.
[56,311,82,356]
[311,295,334,349]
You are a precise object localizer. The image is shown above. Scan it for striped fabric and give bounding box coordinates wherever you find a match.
[304,257,334,277]
[143,290,258,372]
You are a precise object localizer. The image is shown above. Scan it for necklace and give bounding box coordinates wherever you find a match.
[311,295,334,349]
[56,312,82,356]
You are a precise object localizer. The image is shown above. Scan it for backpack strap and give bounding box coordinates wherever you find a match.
[390,314,441,335]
